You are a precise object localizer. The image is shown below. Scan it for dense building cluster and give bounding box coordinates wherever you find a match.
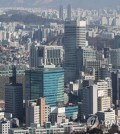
[0,4,120,134]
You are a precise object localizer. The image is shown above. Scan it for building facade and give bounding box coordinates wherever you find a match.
[26,98,50,127]
[30,43,63,67]
[82,85,98,116]
[64,20,86,83]
[5,66,23,120]
[25,65,64,106]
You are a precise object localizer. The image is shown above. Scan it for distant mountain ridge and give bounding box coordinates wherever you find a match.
[0,0,120,8]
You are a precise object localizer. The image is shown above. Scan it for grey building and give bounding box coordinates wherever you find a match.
[59,5,64,20]
[64,20,86,83]
[82,85,98,116]
[111,71,120,106]
[5,66,23,120]
[30,43,63,67]
[77,46,96,73]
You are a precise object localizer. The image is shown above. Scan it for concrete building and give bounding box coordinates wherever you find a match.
[100,32,114,39]
[101,16,108,25]
[77,46,96,72]
[0,118,11,134]
[9,128,29,134]
[25,65,64,106]
[5,66,23,120]
[26,98,50,127]
[97,109,115,127]
[9,123,87,134]
[30,43,64,67]
[97,80,109,97]
[82,85,98,116]
[64,20,86,83]
[84,60,102,80]
[98,96,111,111]
[50,107,66,125]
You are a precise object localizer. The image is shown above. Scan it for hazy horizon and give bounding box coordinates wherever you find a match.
[0,0,120,9]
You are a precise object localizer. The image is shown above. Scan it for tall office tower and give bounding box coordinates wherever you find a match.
[77,46,96,72]
[67,4,72,20]
[5,66,23,120]
[64,20,86,83]
[26,98,50,127]
[112,71,120,106]
[59,5,64,20]
[82,85,98,116]
[30,43,64,67]
[25,65,64,106]
[110,48,120,69]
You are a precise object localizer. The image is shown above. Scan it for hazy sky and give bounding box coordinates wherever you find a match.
[0,0,120,8]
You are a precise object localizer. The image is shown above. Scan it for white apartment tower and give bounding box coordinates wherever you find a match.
[64,20,86,83]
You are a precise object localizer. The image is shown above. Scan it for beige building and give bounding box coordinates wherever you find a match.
[98,96,111,111]
[26,98,50,127]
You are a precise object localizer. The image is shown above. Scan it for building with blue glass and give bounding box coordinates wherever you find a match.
[25,65,64,106]
[65,105,78,119]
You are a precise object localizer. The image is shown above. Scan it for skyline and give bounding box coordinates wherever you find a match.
[0,0,120,9]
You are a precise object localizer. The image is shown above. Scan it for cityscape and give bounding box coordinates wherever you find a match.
[0,0,120,134]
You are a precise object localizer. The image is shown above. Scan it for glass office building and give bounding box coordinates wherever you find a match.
[65,105,78,119]
[25,66,64,106]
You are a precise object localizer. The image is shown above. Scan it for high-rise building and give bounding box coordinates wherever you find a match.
[64,20,86,83]
[82,85,98,116]
[59,5,64,20]
[110,48,120,69]
[112,71,120,106]
[26,98,50,127]
[77,46,96,72]
[5,66,23,120]
[25,65,64,106]
[67,4,72,20]
[30,43,64,67]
